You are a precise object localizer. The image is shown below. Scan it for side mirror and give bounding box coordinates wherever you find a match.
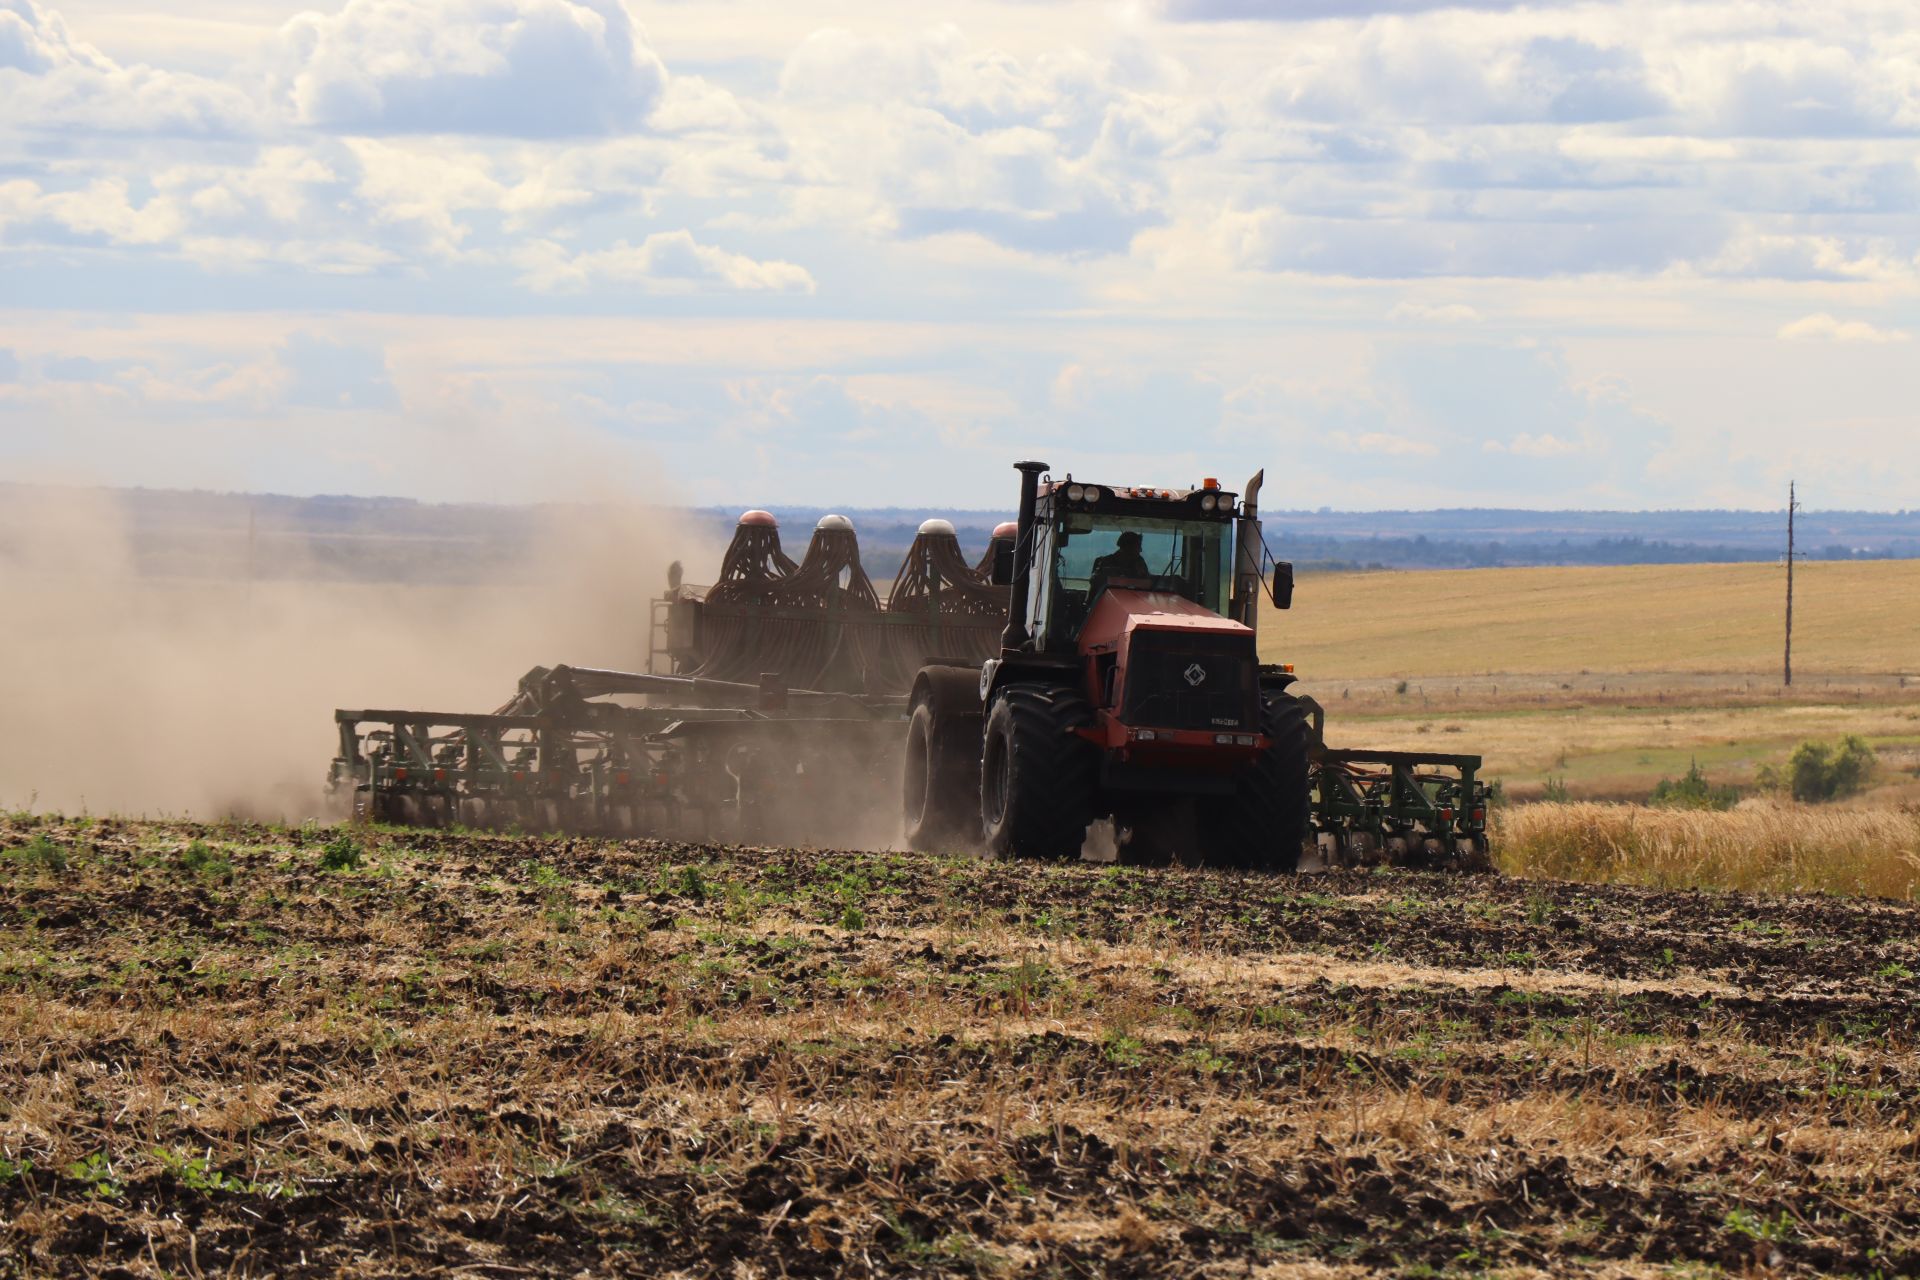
[1271,561,1295,610]
[990,542,1015,587]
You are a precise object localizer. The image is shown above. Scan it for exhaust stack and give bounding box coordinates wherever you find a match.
[1000,460,1049,653]
[1231,469,1266,631]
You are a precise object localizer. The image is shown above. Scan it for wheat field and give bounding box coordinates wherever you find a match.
[1496,799,1920,898]
[1264,559,1920,678]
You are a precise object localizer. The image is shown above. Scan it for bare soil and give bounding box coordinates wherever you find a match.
[2,816,1916,1277]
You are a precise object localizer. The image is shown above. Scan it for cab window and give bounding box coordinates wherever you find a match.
[1041,514,1228,644]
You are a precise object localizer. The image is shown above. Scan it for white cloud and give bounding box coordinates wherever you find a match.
[0,0,253,134]
[1330,429,1438,457]
[1777,313,1911,344]
[1686,40,1920,139]
[1389,301,1480,324]
[1194,202,1720,279]
[153,148,341,227]
[347,138,504,254]
[781,26,1112,140]
[1164,1,1566,16]
[271,0,667,136]
[1554,135,1738,163]
[724,374,928,445]
[0,176,187,246]
[1265,24,1667,126]
[647,74,757,135]
[1696,232,1908,282]
[1483,432,1582,457]
[774,26,1191,257]
[515,231,815,294]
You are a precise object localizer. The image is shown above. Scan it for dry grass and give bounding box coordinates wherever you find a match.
[1497,799,1920,899]
[1263,559,1920,678]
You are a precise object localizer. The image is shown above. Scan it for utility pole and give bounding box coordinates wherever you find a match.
[1784,480,1797,687]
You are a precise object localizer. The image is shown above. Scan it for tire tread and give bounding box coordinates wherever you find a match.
[984,684,1098,859]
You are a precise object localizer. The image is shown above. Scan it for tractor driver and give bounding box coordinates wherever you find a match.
[1092,530,1152,585]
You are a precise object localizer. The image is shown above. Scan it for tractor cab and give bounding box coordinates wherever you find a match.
[1019,478,1266,747]
[1024,479,1239,650]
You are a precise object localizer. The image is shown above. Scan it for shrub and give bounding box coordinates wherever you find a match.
[1649,760,1740,811]
[1758,736,1877,803]
[1541,776,1571,804]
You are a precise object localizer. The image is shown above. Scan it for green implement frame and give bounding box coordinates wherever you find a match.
[1308,747,1493,870]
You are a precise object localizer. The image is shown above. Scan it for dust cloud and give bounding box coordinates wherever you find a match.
[0,483,718,822]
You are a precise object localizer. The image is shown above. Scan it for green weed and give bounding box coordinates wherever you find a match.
[1723,1207,1795,1244]
[177,839,232,879]
[1102,1029,1146,1067]
[8,834,68,872]
[63,1152,122,1199]
[154,1147,288,1197]
[319,834,363,872]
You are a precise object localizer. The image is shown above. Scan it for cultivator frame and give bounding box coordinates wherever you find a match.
[329,666,906,843]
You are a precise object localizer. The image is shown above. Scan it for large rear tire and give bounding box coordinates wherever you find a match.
[980,685,1099,860]
[903,699,980,851]
[1201,691,1312,872]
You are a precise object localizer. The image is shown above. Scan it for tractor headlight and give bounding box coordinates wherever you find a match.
[1066,483,1085,502]
[1082,485,1102,503]
[1199,493,1217,512]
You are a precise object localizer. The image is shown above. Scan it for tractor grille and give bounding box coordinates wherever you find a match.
[1122,632,1258,732]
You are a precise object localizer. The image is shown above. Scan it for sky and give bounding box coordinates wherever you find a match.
[1,0,1916,511]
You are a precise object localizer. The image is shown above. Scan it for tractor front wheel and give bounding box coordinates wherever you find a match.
[980,685,1098,860]
[1201,691,1312,872]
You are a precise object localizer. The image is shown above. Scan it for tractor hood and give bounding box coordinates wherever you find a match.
[1080,587,1260,735]
[1078,587,1252,654]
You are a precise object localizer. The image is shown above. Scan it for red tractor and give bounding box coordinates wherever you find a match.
[903,461,1309,869]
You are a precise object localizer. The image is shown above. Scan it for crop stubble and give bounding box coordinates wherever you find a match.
[1,817,1916,1277]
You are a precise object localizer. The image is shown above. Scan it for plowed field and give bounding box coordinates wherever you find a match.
[3,817,1916,1277]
